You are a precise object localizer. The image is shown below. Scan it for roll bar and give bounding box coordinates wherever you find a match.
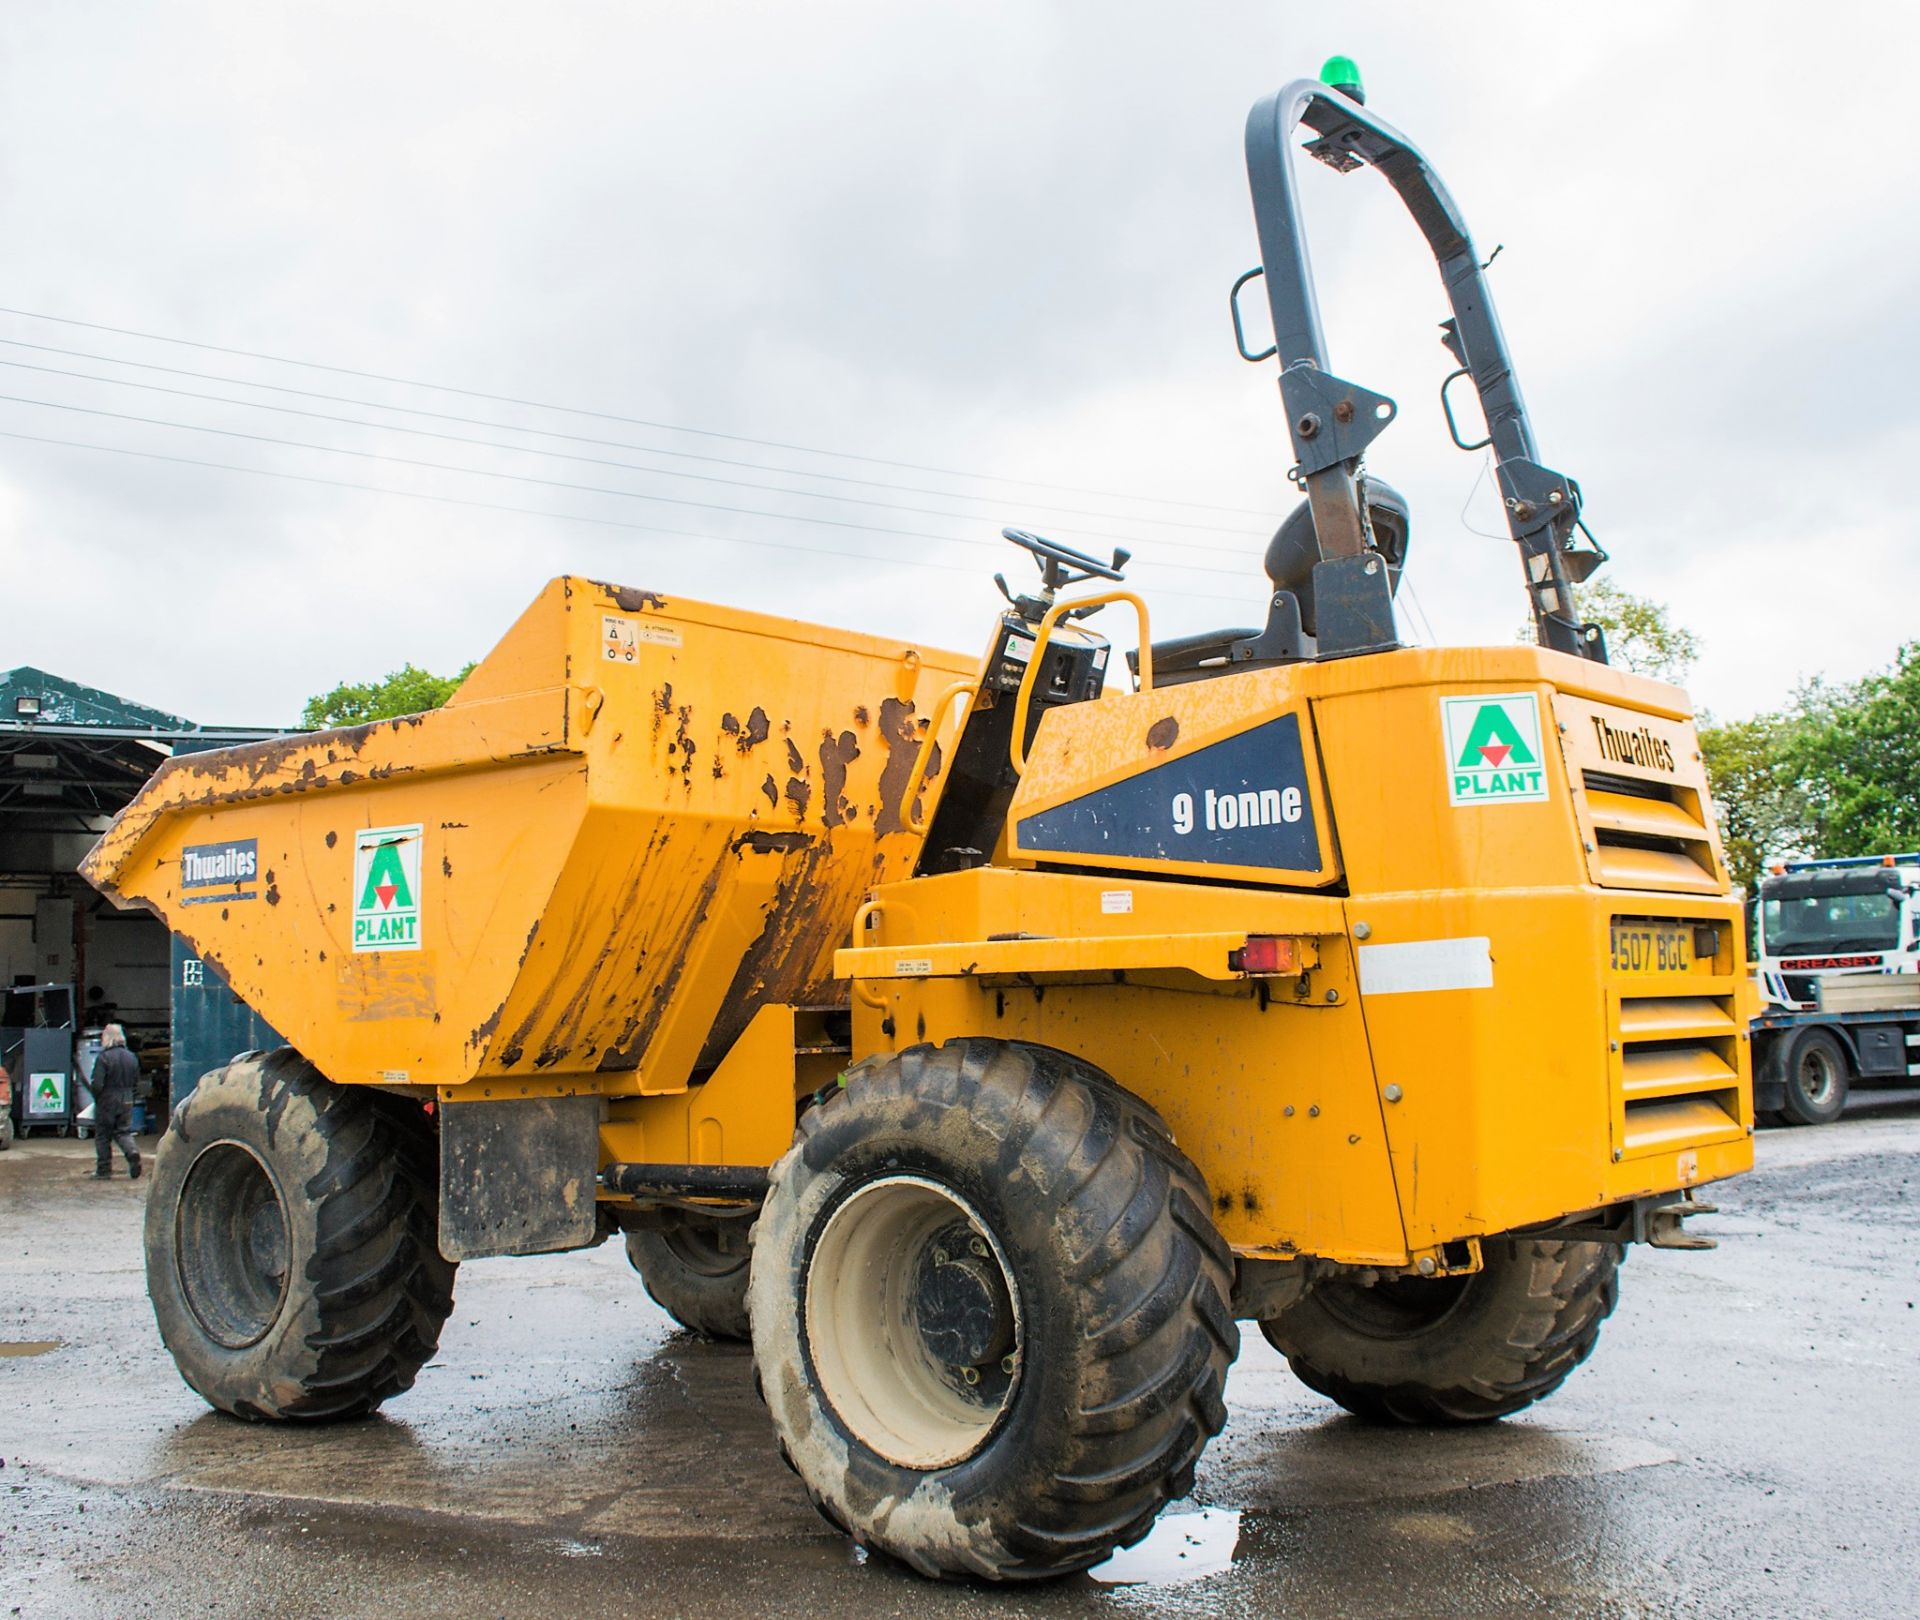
[1238,77,1607,662]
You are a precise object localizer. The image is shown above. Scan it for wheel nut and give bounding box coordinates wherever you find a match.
[1000,1355,1017,1375]
[932,1248,949,1266]
[961,1365,981,1386]
[968,1236,988,1259]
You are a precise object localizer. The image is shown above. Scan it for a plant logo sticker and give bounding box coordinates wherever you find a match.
[353,824,423,952]
[1441,694,1549,805]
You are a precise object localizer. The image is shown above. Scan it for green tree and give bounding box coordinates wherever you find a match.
[302,662,475,729]
[1573,578,1701,683]
[1518,577,1700,683]
[1791,642,1920,856]
[1698,710,1815,895]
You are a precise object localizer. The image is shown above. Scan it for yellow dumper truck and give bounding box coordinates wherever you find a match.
[84,64,1751,1581]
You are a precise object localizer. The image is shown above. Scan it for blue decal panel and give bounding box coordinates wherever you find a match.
[1015,714,1321,871]
[178,837,261,905]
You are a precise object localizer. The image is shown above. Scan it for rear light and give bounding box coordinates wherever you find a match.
[1230,935,1298,975]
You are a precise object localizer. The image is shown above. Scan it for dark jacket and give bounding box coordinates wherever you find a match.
[93,1045,141,1097]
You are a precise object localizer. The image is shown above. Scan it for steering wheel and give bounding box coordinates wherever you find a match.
[1001,528,1130,588]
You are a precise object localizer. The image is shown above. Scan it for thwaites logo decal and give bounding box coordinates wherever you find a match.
[179,837,260,905]
[1441,693,1549,805]
[1017,714,1319,871]
[353,824,423,952]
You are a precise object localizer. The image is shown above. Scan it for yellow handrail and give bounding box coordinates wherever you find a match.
[902,680,977,836]
[849,900,890,1008]
[1009,592,1152,776]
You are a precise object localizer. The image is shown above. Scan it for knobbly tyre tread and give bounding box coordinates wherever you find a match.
[146,1047,456,1422]
[748,1039,1235,1581]
[1264,1238,1620,1425]
[624,1214,753,1341]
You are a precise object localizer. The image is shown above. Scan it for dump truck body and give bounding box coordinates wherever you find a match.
[84,576,974,1252]
[845,643,1750,1269]
[87,577,972,1103]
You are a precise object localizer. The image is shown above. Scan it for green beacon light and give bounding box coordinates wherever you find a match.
[1320,54,1365,104]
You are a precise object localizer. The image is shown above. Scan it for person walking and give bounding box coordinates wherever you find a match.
[91,1024,142,1180]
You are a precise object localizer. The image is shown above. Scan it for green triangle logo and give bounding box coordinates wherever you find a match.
[1456,703,1537,771]
[35,1077,59,1104]
[358,840,414,913]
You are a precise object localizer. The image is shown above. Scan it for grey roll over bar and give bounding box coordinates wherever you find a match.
[1236,75,1608,662]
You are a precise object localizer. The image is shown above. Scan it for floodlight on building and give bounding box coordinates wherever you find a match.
[14,695,42,717]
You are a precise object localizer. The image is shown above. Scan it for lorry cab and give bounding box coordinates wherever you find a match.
[1757,855,1920,1010]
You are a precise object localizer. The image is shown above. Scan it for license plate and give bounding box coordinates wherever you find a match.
[1610,920,1694,975]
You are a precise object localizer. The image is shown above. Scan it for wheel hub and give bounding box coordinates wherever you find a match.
[913,1224,1014,1370]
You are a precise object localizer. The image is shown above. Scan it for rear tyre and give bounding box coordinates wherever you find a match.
[749,1039,1236,1581]
[625,1212,753,1340]
[1261,1238,1620,1425]
[1778,1029,1849,1127]
[145,1048,457,1421]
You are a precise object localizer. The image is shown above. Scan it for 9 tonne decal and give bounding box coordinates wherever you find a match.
[353,825,423,952]
[1016,714,1320,872]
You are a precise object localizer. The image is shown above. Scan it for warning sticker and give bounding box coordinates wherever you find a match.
[603,614,681,661]
[353,824,423,953]
[1440,693,1549,806]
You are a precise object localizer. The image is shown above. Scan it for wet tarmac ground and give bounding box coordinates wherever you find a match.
[2,1097,1916,1619]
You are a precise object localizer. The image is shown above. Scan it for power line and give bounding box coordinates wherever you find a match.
[0,354,1272,563]
[0,389,1267,584]
[0,334,1277,541]
[0,304,1281,519]
[0,428,1259,612]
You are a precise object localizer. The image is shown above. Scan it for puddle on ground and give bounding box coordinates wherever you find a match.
[1088,1508,1242,1587]
[0,1341,59,1358]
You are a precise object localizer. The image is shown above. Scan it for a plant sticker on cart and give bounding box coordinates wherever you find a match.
[353,824,423,952]
[1441,693,1549,805]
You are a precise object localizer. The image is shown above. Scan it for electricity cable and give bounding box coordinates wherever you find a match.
[0,335,1274,542]
[0,389,1264,583]
[0,428,1257,611]
[0,355,1273,562]
[0,305,1281,519]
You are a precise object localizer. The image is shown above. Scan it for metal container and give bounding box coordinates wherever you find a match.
[82,578,971,1099]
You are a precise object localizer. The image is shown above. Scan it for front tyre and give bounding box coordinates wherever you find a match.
[1261,1238,1620,1425]
[749,1039,1236,1581]
[146,1048,457,1421]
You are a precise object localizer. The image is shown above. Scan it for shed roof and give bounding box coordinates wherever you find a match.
[0,665,280,833]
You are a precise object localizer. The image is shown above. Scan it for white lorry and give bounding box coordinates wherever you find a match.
[1752,854,1920,1124]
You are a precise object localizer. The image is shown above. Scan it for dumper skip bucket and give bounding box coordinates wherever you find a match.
[83,578,972,1098]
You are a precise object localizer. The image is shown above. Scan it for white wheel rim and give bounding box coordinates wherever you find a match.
[803,1174,1023,1469]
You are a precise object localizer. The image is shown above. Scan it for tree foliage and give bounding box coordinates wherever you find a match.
[1572,578,1701,684]
[1698,710,1815,894]
[302,662,475,729]
[1530,579,1916,893]
[1789,644,1920,857]
[1698,648,1920,891]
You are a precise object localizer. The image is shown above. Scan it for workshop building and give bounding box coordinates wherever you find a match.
[0,665,280,1124]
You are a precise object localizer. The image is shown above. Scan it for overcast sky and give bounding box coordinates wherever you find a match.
[3,3,1917,727]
